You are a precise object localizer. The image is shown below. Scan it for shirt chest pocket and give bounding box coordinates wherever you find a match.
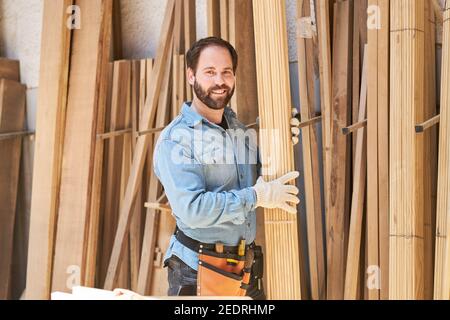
[200,146,238,191]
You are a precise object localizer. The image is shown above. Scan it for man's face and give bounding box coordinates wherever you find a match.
[188,46,236,110]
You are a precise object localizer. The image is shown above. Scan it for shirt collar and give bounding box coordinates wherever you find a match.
[181,102,236,128]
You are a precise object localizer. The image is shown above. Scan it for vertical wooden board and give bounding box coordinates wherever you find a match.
[184,0,196,51]
[377,0,390,301]
[229,0,259,126]
[98,61,131,285]
[0,80,26,299]
[344,46,368,300]
[297,0,326,300]
[129,60,142,292]
[0,58,20,81]
[434,0,450,300]
[118,65,132,290]
[422,0,437,300]
[207,0,221,37]
[26,0,73,300]
[138,40,173,296]
[367,0,380,300]
[11,133,33,299]
[51,0,112,293]
[220,0,229,41]
[316,0,333,226]
[327,0,352,300]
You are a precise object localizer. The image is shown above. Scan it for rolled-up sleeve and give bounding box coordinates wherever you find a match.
[153,139,256,229]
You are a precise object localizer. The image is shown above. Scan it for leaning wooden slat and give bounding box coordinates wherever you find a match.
[316,0,333,224]
[220,0,229,41]
[207,0,221,37]
[0,58,20,81]
[149,47,176,297]
[86,62,115,288]
[25,0,73,300]
[137,39,174,296]
[327,0,352,300]
[51,0,112,293]
[296,0,326,300]
[183,0,196,101]
[104,0,175,290]
[422,0,438,300]
[0,79,26,299]
[228,0,259,126]
[434,0,450,300]
[129,60,142,292]
[344,46,368,300]
[376,0,390,301]
[118,64,132,289]
[367,0,380,300]
[98,61,130,285]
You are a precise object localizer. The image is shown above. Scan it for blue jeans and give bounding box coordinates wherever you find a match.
[166,255,266,299]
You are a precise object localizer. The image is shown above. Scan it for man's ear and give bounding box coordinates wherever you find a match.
[187,67,195,85]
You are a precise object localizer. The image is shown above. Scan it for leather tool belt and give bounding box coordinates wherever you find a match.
[174,227,262,297]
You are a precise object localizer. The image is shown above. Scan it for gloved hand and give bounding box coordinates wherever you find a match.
[291,108,301,145]
[252,171,300,214]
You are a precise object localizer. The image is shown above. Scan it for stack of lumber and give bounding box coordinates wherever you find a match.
[0,59,26,300]
[253,0,303,300]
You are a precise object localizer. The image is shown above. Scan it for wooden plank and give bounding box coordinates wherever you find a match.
[118,63,132,289]
[434,0,450,300]
[389,0,425,300]
[228,0,259,126]
[51,0,112,293]
[0,80,26,299]
[376,0,390,300]
[99,60,130,285]
[367,0,380,301]
[316,0,333,232]
[296,0,326,300]
[220,0,229,41]
[86,62,115,288]
[207,0,221,37]
[103,0,175,290]
[422,0,438,300]
[0,58,20,81]
[327,0,352,300]
[184,0,196,102]
[344,46,368,300]
[25,0,73,300]
[184,0,197,50]
[253,0,302,300]
[137,39,173,296]
[112,0,123,59]
[129,60,142,292]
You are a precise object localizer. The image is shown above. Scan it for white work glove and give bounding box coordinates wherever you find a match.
[252,171,300,214]
[291,108,301,146]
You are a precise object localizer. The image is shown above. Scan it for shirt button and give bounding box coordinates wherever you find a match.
[240,174,244,179]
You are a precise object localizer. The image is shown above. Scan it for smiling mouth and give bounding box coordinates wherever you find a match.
[210,89,227,95]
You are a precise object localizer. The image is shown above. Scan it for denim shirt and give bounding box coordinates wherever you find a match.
[153,102,260,271]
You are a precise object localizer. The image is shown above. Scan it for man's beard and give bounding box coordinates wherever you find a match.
[193,80,235,110]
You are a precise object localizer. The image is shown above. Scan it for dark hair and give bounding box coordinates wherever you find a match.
[186,37,238,74]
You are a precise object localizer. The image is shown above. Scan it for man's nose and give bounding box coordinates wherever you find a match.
[214,73,225,86]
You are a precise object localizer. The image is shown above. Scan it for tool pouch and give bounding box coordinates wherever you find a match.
[197,249,247,296]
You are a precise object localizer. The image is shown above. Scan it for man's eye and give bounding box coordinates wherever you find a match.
[206,70,215,76]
